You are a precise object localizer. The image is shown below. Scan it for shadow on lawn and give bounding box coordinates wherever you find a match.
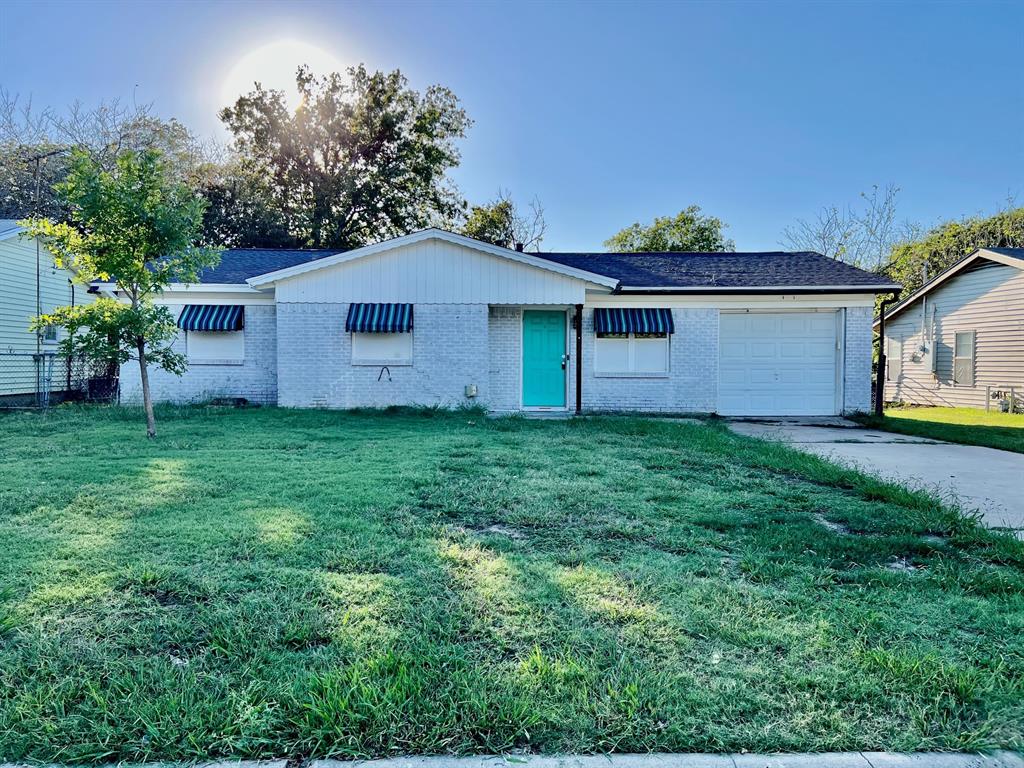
[2,408,1023,761]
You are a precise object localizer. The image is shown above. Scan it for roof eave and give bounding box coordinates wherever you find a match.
[874,248,1024,327]
[617,284,901,295]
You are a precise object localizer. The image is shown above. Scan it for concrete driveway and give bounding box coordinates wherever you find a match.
[727,418,1024,533]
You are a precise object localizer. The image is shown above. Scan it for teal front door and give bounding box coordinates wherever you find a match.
[522,310,566,407]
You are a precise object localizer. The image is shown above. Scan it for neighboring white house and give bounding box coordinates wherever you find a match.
[878,247,1024,410]
[108,229,899,416]
[0,220,97,403]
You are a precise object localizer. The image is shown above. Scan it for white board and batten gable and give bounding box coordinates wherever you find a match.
[247,229,617,305]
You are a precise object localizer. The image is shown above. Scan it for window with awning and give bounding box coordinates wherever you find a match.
[593,307,674,336]
[345,303,414,333]
[593,308,673,376]
[177,305,244,331]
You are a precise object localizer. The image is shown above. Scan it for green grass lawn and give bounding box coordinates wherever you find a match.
[1,406,1022,763]
[856,407,1024,454]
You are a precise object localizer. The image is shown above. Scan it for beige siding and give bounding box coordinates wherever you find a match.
[884,260,1024,408]
[0,234,90,395]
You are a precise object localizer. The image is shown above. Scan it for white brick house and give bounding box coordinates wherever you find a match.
[114,229,899,416]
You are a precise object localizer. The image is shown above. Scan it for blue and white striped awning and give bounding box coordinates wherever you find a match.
[177,305,244,331]
[594,308,674,335]
[345,303,414,333]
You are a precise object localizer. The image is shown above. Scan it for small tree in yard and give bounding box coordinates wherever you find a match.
[23,148,219,437]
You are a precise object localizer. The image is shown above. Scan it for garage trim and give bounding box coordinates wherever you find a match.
[717,309,844,417]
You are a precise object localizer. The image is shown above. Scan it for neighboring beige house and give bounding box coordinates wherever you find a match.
[877,247,1024,410]
[0,220,94,402]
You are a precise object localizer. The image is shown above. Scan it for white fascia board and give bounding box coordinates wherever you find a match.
[163,283,265,294]
[93,282,265,294]
[873,249,1023,327]
[619,284,901,292]
[245,228,619,289]
[0,225,24,241]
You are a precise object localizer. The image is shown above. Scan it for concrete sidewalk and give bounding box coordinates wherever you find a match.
[727,419,1024,533]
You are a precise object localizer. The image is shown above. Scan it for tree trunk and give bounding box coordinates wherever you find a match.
[137,340,157,438]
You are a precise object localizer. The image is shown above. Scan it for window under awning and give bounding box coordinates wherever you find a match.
[346,303,414,333]
[593,307,674,335]
[177,305,244,331]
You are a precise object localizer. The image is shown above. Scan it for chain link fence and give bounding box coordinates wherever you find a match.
[0,351,118,409]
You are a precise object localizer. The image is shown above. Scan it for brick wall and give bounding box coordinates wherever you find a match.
[277,303,490,409]
[487,306,522,412]
[843,306,874,413]
[120,304,278,404]
[580,307,719,413]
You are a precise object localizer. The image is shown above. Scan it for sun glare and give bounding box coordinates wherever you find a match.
[221,39,342,111]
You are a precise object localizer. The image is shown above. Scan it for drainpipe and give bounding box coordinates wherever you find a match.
[874,291,901,418]
[574,304,583,415]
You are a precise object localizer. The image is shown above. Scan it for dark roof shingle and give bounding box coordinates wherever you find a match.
[533,251,897,290]
[186,241,897,292]
[195,248,341,284]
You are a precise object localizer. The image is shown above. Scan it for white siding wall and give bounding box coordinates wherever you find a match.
[884,261,1024,408]
[273,240,592,305]
[0,234,93,396]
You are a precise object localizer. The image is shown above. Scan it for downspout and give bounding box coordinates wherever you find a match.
[874,291,901,418]
[574,304,583,415]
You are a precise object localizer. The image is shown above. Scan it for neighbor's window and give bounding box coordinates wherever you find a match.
[886,338,902,382]
[41,324,58,343]
[351,332,413,366]
[953,331,975,386]
[187,330,245,364]
[595,332,669,375]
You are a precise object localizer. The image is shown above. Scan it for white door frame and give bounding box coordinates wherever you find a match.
[519,306,571,411]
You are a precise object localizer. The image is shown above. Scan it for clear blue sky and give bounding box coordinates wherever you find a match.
[1,0,1021,251]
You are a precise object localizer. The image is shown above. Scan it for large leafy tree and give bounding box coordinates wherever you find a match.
[219,65,471,249]
[605,205,734,252]
[884,206,1024,296]
[23,149,220,438]
[460,190,546,251]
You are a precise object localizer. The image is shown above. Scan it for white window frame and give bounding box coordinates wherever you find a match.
[187,330,245,366]
[953,330,975,386]
[40,324,59,344]
[351,331,414,366]
[886,337,902,382]
[594,331,670,377]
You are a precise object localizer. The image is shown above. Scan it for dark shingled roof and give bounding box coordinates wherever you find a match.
[188,241,898,292]
[197,248,341,283]
[532,251,898,290]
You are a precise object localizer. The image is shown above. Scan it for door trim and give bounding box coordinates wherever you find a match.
[520,308,569,411]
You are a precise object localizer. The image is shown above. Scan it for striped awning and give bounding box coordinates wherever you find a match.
[345,303,414,333]
[594,307,674,335]
[177,305,244,331]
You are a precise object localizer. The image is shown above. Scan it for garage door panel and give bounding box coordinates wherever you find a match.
[718,311,838,416]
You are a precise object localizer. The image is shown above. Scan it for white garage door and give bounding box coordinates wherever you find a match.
[719,312,838,416]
